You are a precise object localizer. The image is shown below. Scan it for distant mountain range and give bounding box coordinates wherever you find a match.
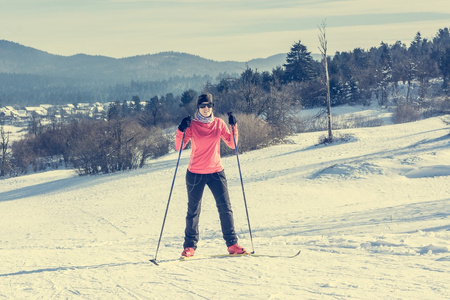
[0,40,290,106]
[0,40,287,83]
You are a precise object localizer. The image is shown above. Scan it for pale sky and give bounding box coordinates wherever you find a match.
[1,0,449,62]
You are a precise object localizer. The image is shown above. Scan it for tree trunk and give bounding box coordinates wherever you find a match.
[318,21,333,142]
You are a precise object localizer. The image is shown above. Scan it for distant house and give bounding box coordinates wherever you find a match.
[61,104,75,115]
[11,108,27,119]
[40,104,52,109]
[25,106,48,117]
[1,106,27,125]
[0,107,12,117]
[73,103,91,116]
[2,106,19,118]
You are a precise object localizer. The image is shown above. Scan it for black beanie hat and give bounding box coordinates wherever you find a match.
[197,93,213,107]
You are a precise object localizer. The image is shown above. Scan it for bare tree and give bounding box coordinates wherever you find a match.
[318,20,333,142]
[1,126,10,176]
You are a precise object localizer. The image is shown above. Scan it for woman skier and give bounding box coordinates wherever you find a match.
[175,93,247,257]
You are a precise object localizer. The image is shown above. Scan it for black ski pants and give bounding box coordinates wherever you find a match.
[183,170,238,249]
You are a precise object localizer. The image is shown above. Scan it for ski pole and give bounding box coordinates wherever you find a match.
[228,113,255,254]
[150,129,186,265]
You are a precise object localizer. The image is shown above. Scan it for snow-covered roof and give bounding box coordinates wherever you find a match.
[25,107,48,116]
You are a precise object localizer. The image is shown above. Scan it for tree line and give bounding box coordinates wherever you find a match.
[0,73,212,107]
[1,27,449,177]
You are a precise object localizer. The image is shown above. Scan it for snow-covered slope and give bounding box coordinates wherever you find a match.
[0,114,449,299]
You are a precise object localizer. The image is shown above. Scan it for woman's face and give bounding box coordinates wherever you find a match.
[198,102,213,117]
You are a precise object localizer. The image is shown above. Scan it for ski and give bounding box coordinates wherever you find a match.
[150,250,300,265]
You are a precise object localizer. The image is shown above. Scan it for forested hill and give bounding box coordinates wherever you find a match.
[0,40,286,105]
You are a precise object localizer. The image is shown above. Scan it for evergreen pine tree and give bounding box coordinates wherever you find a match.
[283,40,316,83]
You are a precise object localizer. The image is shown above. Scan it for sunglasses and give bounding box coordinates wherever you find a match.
[198,103,214,109]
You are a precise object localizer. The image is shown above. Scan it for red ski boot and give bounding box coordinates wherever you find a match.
[228,244,248,255]
[181,247,195,257]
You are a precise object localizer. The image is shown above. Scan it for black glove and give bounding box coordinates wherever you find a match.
[178,115,191,132]
[227,112,237,125]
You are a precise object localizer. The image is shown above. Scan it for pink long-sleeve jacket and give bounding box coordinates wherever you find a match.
[175,118,238,174]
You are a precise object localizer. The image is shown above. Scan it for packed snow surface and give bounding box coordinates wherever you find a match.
[1,111,449,299]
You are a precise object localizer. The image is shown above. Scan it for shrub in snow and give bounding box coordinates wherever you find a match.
[392,103,421,124]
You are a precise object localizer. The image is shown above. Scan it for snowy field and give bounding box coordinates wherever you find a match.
[0,109,449,299]
[1,125,26,142]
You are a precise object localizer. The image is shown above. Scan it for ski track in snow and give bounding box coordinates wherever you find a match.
[0,111,449,299]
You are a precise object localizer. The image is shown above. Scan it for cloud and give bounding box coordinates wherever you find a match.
[1,0,448,60]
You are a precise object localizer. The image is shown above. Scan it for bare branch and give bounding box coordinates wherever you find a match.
[317,20,328,56]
